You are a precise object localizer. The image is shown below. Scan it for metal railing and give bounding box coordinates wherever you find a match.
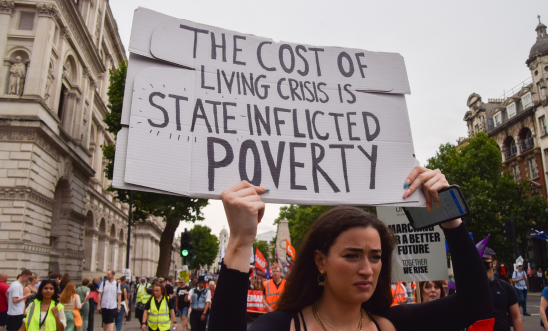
[505,145,518,160]
[498,76,533,100]
[520,137,534,153]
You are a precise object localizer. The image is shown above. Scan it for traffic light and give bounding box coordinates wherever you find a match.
[181,229,192,264]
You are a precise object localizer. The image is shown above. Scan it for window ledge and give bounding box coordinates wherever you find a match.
[541,132,548,138]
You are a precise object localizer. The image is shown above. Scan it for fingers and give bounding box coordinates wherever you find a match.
[422,173,444,210]
[403,168,440,198]
[403,166,428,189]
[222,180,268,197]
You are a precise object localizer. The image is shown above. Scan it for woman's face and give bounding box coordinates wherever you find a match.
[32,277,39,285]
[42,284,54,299]
[153,287,162,298]
[421,282,441,303]
[316,226,382,305]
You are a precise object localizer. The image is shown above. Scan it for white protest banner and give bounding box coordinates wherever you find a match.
[123,268,131,280]
[114,7,423,206]
[376,207,448,282]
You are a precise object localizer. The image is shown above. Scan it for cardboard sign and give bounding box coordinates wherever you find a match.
[178,266,190,283]
[377,207,448,282]
[247,290,268,313]
[123,268,131,280]
[114,7,424,206]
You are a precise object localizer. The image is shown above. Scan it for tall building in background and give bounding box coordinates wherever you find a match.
[0,0,180,280]
[462,17,548,270]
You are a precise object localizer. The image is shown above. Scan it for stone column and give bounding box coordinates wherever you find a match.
[276,219,290,264]
[61,92,78,135]
[93,129,104,182]
[110,238,118,271]
[52,28,70,112]
[97,234,108,272]
[24,3,57,98]
[84,229,98,272]
[0,1,15,95]
[101,55,111,101]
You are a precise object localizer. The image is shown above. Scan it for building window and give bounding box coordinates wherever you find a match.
[493,112,502,127]
[544,149,548,169]
[18,12,35,31]
[540,116,547,136]
[512,164,520,181]
[522,93,533,109]
[539,82,545,99]
[507,103,517,119]
[528,158,539,179]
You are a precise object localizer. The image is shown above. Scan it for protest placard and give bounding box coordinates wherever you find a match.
[114,7,424,206]
[377,207,448,282]
[247,290,268,314]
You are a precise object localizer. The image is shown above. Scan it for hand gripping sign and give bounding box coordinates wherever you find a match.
[114,7,425,207]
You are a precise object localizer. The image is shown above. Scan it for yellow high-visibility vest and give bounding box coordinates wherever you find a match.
[147,297,171,331]
[138,283,151,304]
[25,299,65,331]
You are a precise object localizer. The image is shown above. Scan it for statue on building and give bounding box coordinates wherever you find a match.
[45,67,54,100]
[8,56,26,96]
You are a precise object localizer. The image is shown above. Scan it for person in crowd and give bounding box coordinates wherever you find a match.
[470,248,523,330]
[0,273,9,331]
[262,266,285,312]
[115,277,129,331]
[185,276,210,331]
[86,282,98,331]
[164,277,174,301]
[208,168,494,331]
[141,285,176,331]
[390,282,408,306]
[189,277,197,290]
[498,263,510,283]
[512,262,530,316]
[20,279,66,331]
[135,277,151,327]
[417,281,445,303]
[76,279,90,331]
[59,283,85,331]
[540,283,548,329]
[7,269,33,331]
[59,275,70,293]
[175,279,190,331]
[538,268,544,278]
[97,270,121,331]
[23,275,39,308]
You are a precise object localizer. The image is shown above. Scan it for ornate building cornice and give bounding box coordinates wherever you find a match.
[37,3,59,18]
[0,187,55,211]
[0,130,60,160]
[0,0,15,15]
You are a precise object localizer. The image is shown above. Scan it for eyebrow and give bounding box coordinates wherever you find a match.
[343,247,382,254]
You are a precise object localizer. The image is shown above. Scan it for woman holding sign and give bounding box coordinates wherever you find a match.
[208,166,493,331]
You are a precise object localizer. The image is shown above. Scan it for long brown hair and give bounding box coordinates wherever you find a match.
[59,282,76,304]
[59,273,71,288]
[276,207,396,315]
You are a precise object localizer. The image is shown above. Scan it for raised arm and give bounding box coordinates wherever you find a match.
[386,167,493,331]
[209,181,267,331]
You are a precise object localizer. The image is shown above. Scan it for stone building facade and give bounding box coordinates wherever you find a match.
[462,18,548,270]
[0,0,180,280]
[463,19,548,198]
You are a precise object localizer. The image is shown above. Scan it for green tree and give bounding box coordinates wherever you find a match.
[426,132,548,264]
[253,239,270,262]
[102,61,208,277]
[276,205,333,250]
[188,225,219,271]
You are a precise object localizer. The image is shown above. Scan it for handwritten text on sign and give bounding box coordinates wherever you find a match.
[122,8,417,205]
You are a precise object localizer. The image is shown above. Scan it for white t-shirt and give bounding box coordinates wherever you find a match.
[98,280,122,309]
[7,280,24,315]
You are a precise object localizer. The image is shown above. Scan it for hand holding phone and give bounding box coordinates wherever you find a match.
[403,185,470,230]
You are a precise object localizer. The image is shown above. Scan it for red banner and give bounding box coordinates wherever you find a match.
[247,290,268,313]
[286,240,296,265]
[255,248,267,272]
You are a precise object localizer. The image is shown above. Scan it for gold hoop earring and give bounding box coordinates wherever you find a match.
[318,271,326,286]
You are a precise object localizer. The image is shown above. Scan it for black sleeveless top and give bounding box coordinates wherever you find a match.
[292,310,381,331]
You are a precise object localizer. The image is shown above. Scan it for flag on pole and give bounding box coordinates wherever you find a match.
[220,245,226,260]
[448,234,490,291]
[286,240,296,265]
[254,248,267,278]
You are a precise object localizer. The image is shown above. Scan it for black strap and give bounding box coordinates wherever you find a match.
[39,303,51,329]
[299,311,307,331]
[366,311,381,331]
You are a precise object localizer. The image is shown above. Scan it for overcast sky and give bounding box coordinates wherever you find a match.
[110,0,548,238]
